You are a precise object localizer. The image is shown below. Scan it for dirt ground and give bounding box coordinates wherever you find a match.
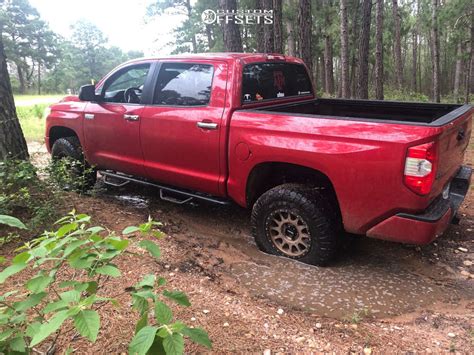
[4,139,474,353]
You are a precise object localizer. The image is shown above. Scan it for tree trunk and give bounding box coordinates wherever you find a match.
[356,0,372,99]
[285,20,296,56]
[17,65,26,94]
[324,0,334,95]
[185,0,197,53]
[0,35,29,160]
[220,0,243,52]
[297,0,312,74]
[263,0,274,52]
[205,25,215,50]
[374,0,384,100]
[340,0,350,98]
[411,0,419,92]
[273,0,283,53]
[431,0,440,102]
[392,0,403,90]
[255,0,265,52]
[324,35,334,95]
[453,42,463,103]
[466,12,474,103]
[349,0,360,98]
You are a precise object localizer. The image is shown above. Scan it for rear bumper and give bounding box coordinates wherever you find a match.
[367,166,472,244]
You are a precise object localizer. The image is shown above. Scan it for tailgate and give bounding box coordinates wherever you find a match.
[433,107,472,197]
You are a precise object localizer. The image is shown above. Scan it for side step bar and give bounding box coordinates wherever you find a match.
[99,170,230,206]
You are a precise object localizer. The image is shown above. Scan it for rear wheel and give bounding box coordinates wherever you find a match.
[51,137,96,192]
[251,184,340,266]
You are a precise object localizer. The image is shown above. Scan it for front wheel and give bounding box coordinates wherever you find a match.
[251,184,340,266]
[50,137,96,192]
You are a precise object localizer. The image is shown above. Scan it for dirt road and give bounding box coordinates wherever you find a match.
[23,139,474,352]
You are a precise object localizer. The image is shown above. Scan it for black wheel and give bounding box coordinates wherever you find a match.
[251,184,341,266]
[51,137,96,192]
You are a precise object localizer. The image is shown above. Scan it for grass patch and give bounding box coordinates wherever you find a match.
[16,104,49,142]
[14,94,64,104]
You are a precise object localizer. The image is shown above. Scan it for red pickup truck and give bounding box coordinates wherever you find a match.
[45,53,472,265]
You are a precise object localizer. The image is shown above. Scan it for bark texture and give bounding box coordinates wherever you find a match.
[431,0,440,102]
[340,0,350,98]
[0,34,29,160]
[263,0,274,52]
[273,0,283,53]
[392,0,403,90]
[356,0,372,99]
[220,0,243,52]
[255,0,265,52]
[374,0,384,100]
[297,0,312,74]
[453,42,463,102]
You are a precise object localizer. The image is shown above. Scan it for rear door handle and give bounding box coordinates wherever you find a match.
[84,113,94,120]
[197,121,218,130]
[124,114,140,121]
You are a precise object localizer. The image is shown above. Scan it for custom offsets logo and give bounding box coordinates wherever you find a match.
[202,9,274,25]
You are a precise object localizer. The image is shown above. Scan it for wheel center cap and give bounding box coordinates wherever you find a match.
[282,223,298,240]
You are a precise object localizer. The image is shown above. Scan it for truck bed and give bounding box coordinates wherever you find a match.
[253,98,469,126]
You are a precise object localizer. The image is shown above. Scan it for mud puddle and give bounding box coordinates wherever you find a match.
[98,186,471,320]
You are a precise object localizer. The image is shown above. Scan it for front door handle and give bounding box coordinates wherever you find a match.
[197,121,218,130]
[84,113,94,120]
[124,114,140,121]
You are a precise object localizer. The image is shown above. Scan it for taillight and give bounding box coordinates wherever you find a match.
[404,142,437,195]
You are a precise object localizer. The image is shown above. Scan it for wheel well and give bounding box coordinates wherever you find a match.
[246,162,340,210]
[48,126,78,150]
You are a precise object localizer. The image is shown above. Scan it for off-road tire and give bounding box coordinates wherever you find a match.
[51,137,96,192]
[251,184,340,266]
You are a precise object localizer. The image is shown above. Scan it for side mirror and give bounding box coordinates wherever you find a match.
[79,84,100,102]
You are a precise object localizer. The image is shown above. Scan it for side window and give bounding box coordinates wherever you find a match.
[153,63,214,106]
[241,63,313,104]
[102,64,150,104]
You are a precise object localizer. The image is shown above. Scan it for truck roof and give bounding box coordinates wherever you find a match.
[124,52,305,65]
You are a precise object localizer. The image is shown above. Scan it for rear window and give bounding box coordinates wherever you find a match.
[242,63,312,104]
[153,63,214,106]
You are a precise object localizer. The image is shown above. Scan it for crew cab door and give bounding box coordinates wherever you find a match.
[140,61,228,195]
[83,62,154,176]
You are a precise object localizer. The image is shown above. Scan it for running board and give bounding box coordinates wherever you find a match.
[99,170,230,206]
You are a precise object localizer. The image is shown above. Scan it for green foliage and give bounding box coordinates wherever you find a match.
[15,103,50,141]
[0,215,26,229]
[0,211,211,354]
[0,159,58,231]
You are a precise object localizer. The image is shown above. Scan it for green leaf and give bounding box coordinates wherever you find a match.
[95,265,121,277]
[154,301,173,324]
[26,275,53,293]
[86,226,105,234]
[106,238,129,251]
[0,328,14,342]
[0,215,27,229]
[13,292,47,312]
[43,300,68,313]
[122,226,140,235]
[30,310,69,347]
[139,240,161,259]
[163,333,184,355]
[132,294,149,315]
[12,251,30,264]
[162,290,190,307]
[73,310,100,342]
[135,274,155,289]
[57,223,78,237]
[128,326,158,355]
[135,312,148,334]
[157,277,166,287]
[10,336,26,352]
[182,327,212,349]
[0,256,5,264]
[0,263,27,283]
[60,290,81,304]
[25,322,41,338]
